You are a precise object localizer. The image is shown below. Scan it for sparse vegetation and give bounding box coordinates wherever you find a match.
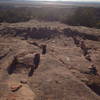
[0,7,31,22]
[0,6,100,28]
[64,7,100,28]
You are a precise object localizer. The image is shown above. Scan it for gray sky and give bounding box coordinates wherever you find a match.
[61,0,100,1]
[31,0,100,2]
[1,0,99,2]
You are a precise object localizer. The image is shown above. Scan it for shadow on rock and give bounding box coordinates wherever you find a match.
[28,53,40,77]
[7,56,18,75]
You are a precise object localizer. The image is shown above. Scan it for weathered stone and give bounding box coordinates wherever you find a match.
[20,79,27,84]
[10,84,22,92]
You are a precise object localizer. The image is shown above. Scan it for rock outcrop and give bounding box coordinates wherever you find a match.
[0,20,100,100]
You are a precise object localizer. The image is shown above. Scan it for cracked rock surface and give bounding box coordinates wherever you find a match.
[0,20,100,100]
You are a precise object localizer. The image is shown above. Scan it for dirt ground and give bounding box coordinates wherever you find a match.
[0,20,100,100]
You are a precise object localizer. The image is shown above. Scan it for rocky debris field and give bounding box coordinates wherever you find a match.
[0,20,100,100]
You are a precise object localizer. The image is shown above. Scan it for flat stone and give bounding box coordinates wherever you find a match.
[10,84,22,92]
[20,79,27,84]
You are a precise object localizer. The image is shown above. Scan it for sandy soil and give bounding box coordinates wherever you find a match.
[0,20,100,100]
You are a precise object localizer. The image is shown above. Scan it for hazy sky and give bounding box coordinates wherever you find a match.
[63,0,99,1]
[31,0,100,2]
[0,0,100,2]
[61,0,100,1]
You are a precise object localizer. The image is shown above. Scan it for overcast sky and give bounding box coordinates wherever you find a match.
[0,0,100,2]
[61,0,100,1]
[29,0,100,2]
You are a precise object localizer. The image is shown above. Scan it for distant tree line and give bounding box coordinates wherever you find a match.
[0,7,31,22]
[0,6,100,28]
[64,7,100,28]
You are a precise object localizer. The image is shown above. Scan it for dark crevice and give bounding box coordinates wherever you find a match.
[0,27,100,41]
[87,83,100,96]
[71,31,100,96]
[7,56,18,74]
[63,28,100,41]
[41,44,47,55]
[7,53,40,76]
[28,53,40,77]
[0,27,59,40]
[28,41,41,48]
[0,52,9,60]
[72,35,92,62]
